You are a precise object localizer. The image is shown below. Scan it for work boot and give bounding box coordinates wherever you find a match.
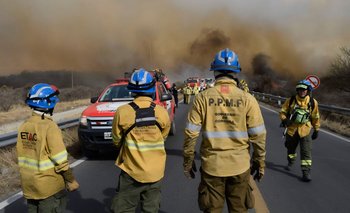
[285,162,293,171]
[302,170,312,182]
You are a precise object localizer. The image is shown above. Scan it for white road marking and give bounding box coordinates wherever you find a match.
[0,191,23,210]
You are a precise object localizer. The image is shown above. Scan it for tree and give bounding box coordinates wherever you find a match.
[330,47,350,92]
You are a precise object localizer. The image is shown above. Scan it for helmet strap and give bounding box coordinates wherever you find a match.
[32,107,54,117]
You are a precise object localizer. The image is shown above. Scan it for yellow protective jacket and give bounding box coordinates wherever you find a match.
[193,86,200,95]
[112,96,170,183]
[280,95,320,137]
[184,78,266,177]
[16,111,69,199]
[183,86,192,95]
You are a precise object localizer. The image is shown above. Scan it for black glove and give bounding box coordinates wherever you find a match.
[250,161,264,182]
[184,160,197,179]
[311,130,319,140]
[281,119,292,127]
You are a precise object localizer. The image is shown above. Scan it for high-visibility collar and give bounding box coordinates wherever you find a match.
[295,95,310,107]
[32,110,53,120]
[214,78,238,86]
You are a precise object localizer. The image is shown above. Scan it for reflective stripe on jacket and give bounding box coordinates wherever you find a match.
[280,95,320,137]
[16,112,69,199]
[183,78,266,177]
[112,96,171,183]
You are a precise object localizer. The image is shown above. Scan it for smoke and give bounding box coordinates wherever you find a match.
[0,0,349,81]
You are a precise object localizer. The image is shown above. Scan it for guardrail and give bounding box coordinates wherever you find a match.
[0,118,79,148]
[251,91,350,116]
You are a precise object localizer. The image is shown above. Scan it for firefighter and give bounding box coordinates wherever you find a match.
[183,48,266,212]
[171,83,179,108]
[183,84,192,104]
[193,84,200,95]
[111,68,171,213]
[280,79,320,182]
[17,83,79,213]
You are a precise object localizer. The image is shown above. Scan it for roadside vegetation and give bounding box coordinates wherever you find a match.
[0,99,89,126]
[0,85,100,112]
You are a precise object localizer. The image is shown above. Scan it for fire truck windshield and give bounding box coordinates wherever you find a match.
[100,85,133,102]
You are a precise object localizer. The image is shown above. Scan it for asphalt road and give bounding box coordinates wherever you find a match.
[2,101,350,213]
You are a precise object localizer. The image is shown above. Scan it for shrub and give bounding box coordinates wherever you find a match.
[0,86,25,111]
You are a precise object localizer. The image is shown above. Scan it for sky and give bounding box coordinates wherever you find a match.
[0,0,349,80]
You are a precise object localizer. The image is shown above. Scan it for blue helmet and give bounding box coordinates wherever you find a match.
[210,48,241,73]
[26,83,60,110]
[127,68,156,93]
[296,79,313,91]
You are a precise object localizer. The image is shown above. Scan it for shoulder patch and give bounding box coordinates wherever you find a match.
[220,85,230,94]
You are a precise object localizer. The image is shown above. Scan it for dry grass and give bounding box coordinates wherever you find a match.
[321,116,350,137]
[0,127,82,201]
[62,127,83,159]
[0,147,20,201]
[0,99,89,126]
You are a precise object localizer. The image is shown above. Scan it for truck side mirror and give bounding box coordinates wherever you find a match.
[90,97,98,103]
[160,93,172,101]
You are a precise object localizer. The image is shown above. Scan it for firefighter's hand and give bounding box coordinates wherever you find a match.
[66,179,80,192]
[311,130,319,140]
[281,119,292,127]
[250,161,264,182]
[184,161,197,179]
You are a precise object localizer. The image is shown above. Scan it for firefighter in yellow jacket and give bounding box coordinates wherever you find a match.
[111,68,170,213]
[193,84,200,95]
[183,84,192,104]
[183,48,266,212]
[239,79,250,93]
[280,79,320,182]
[17,83,79,213]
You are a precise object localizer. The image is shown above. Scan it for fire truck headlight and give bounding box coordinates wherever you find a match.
[80,116,88,126]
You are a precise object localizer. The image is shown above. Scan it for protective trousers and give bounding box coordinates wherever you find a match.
[198,169,254,213]
[285,132,312,172]
[184,94,191,104]
[111,171,162,213]
[27,190,67,213]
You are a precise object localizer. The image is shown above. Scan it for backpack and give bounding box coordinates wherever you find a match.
[287,95,315,123]
[123,102,162,137]
[117,102,162,159]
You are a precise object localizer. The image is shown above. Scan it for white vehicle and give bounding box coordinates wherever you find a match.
[200,79,207,91]
[205,78,215,88]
